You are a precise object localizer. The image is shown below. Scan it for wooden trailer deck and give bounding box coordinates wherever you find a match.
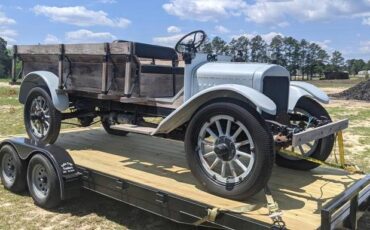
[25,127,363,230]
[1,128,367,229]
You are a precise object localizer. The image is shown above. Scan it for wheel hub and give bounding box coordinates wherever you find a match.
[214,136,236,161]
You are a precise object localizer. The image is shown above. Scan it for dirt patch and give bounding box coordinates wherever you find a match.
[331,79,370,101]
[0,82,19,88]
[326,99,370,109]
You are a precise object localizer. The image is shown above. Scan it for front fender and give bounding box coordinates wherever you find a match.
[153,84,276,134]
[289,81,329,112]
[19,71,69,112]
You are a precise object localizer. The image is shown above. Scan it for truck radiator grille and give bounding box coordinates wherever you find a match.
[262,76,289,115]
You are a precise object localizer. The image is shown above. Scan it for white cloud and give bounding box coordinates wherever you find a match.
[313,39,332,50]
[44,34,61,44]
[215,25,230,34]
[152,34,184,47]
[163,0,247,21]
[163,0,370,26]
[243,0,370,26]
[167,26,181,33]
[65,29,117,43]
[363,17,370,25]
[0,11,16,25]
[96,0,117,3]
[360,41,370,54]
[0,29,17,43]
[32,5,131,28]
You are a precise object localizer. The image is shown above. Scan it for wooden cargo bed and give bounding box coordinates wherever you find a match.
[43,128,366,230]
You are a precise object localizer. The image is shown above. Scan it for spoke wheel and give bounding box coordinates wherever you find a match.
[276,97,335,170]
[185,102,274,200]
[29,96,51,139]
[197,115,255,184]
[24,87,61,144]
[280,108,319,161]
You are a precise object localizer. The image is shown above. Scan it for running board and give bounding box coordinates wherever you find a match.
[110,124,156,135]
[292,119,349,147]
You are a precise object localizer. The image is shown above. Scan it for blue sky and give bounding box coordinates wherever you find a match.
[0,0,369,59]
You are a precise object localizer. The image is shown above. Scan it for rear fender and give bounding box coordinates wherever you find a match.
[0,138,80,200]
[152,84,276,134]
[19,71,69,112]
[289,82,329,112]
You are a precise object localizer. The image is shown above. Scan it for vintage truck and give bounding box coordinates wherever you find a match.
[6,30,349,201]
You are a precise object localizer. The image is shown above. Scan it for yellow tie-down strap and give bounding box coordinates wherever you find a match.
[193,187,286,229]
[280,131,363,174]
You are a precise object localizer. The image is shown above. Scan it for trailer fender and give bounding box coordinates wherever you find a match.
[289,82,329,112]
[0,138,81,200]
[19,71,69,112]
[153,84,276,134]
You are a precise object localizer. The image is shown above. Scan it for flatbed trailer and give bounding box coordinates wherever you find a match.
[1,128,369,230]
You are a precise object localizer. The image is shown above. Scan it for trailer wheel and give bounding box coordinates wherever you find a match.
[101,119,128,136]
[0,145,27,193]
[24,87,61,144]
[27,154,61,209]
[276,97,335,170]
[185,102,274,200]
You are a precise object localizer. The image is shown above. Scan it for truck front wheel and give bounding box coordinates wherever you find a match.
[276,97,335,170]
[185,102,274,200]
[24,87,61,144]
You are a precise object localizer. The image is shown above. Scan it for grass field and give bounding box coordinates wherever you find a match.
[0,77,369,229]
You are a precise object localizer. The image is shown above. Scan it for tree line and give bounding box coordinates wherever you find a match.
[0,36,369,79]
[201,35,370,80]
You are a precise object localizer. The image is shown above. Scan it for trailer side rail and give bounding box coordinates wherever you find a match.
[78,166,272,230]
[321,175,370,230]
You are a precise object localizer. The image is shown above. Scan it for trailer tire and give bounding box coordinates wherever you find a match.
[24,87,61,144]
[27,154,61,209]
[185,102,274,200]
[276,97,335,170]
[101,119,128,136]
[0,145,27,193]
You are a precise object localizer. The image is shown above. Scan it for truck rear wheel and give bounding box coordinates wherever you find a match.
[27,154,61,209]
[276,97,335,170]
[0,145,27,193]
[24,87,61,144]
[185,102,274,200]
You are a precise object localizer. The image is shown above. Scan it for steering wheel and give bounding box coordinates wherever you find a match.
[175,30,206,53]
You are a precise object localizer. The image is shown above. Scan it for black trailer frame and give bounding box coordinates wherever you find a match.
[78,165,370,230]
[1,138,370,230]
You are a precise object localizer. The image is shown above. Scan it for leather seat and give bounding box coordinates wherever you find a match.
[134,43,179,61]
[141,65,184,75]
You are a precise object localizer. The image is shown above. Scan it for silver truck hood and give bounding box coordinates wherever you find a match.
[196,62,290,92]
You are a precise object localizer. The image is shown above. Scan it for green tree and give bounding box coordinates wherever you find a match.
[250,35,269,63]
[269,35,286,66]
[229,36,249,62]
[284,37,300,77]
[346,59,366,75]
[0,37,11,78]
[211,36,229,55]
[316,48,329,78]
[330,51,345,72]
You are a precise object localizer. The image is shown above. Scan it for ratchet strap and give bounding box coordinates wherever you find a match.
[280,131,363,174]
[193,186,286,229]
